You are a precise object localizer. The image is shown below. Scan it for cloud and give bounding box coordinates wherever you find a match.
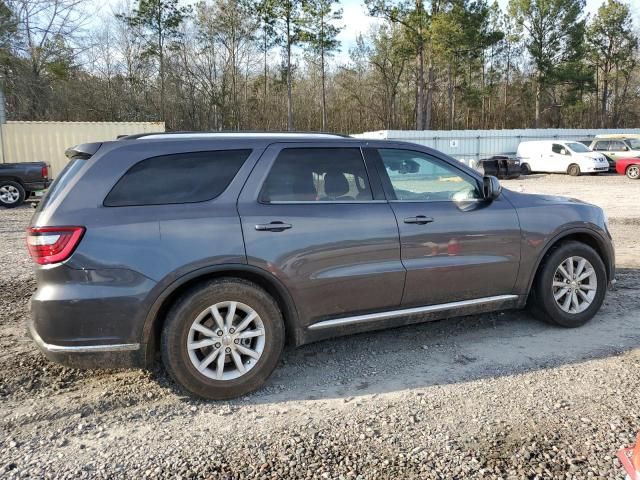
[334,0,382,64]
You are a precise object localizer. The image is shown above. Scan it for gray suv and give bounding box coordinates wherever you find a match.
[27,133,615,399]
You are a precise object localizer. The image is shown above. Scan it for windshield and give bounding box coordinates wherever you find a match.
[566,142,591,153]
[627,139,640,149]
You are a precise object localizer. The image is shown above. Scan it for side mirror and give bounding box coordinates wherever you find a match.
[560,148,568,155]
[623,146,629,151]
[483,175,502,201]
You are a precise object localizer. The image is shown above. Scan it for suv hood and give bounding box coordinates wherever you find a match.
[505,189,592,207]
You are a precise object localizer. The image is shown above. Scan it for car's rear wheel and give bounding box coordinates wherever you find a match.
[0,181,25,208]
[567,164,581,176]
[626,164,640,180]
[530,241,606,328]
[520,163,531,175]
[161,278,285,400]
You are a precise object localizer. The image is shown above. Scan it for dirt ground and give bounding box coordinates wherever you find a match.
[1,173,639,479]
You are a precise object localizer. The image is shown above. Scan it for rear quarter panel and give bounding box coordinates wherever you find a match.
[615,158,640,175]
[30,139,267,345]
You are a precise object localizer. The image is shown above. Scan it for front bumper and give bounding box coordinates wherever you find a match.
[583,165,609,173]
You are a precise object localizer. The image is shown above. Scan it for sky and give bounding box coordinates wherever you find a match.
[97,0,635,65]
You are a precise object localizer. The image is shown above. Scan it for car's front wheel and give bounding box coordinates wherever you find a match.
[161,278,285,400]
[567,164,581,176]
[530,241,607,327]
[626,164,640,180]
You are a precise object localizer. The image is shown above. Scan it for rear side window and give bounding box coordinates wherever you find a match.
[104,150,251,207]
[260,148,373,202]
[36,159,86,212]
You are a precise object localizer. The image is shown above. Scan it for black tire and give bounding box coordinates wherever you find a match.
[0,180,26,208]
[520,163,531,175]
[567,164,581,176]
[529,241,607,328]
[626,164,640,180]
[161,278,285,400]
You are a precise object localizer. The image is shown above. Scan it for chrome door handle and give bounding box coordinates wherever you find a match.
[255,221,292,232]
[403,216,434,225]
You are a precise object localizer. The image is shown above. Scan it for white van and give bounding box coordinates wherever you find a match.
[516,140,609,176]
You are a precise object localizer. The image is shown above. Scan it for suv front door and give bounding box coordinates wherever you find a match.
[237,143,405,327]
[366,147,521,307]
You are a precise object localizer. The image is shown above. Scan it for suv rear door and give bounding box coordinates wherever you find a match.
[604,140,631,161]
[237,142,405,327]
[364,146,521,307]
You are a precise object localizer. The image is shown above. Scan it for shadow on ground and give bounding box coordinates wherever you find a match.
[147,266,640,405]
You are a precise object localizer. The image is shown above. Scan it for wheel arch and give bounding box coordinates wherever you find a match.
[526,228,613,297]
[141,264,301,365]
[0,176,26,187]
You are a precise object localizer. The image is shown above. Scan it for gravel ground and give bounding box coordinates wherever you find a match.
[1,175,639,479]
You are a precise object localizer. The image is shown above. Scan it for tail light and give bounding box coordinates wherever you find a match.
[26,227,85,265]
[41,165,49,179]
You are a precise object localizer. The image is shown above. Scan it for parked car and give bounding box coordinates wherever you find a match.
[615,157,640,180]
[475,155,521,179]
[27,133,615,399]
[590,135,640,170]
[516,140,609,176]
[0,162,51,207]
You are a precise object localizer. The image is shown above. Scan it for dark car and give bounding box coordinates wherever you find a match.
[27,133,615,399]
[476,155,521,179]
[0,162,51,207]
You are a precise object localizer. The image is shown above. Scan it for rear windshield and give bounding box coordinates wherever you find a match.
[35,159,86,212]
[104,150,251,207]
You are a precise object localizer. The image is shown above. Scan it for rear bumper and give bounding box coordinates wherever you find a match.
[23,180,51,191]
[29,264,155,369]
[28,319,144,369]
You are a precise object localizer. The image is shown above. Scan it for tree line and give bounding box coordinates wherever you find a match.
[1,0,639,133]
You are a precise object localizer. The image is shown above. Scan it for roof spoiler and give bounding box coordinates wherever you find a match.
[65,142,103,160]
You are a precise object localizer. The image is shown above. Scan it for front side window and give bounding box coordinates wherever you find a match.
[260,148,373,202]
[552,144,568,154]
[104,150,251,206]
[377,149,481,202]
[593,141,609,151]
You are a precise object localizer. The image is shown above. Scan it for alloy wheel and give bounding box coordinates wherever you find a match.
[552,256,597,314]
[187,301,265,381]
[627,165,640,179]
[0,185,20,204]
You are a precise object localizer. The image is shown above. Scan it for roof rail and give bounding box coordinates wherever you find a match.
[117,131,352,140]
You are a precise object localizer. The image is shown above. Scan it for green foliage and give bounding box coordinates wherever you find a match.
[117,0,191,58]
[300,0,342,57]
[1,0,639,130]
[587,0,637,71]
[508,0,586,79]
[0,1,16,55]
